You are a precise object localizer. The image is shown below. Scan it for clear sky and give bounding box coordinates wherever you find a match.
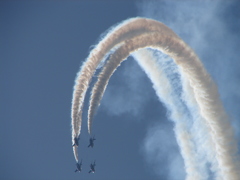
[1,1,240,180]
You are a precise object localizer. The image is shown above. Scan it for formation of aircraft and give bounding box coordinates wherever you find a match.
[72,136,80,147]
[88,136,96,148]
[88,161,96,174]
[73,135,97,173]
[74,159,82,172]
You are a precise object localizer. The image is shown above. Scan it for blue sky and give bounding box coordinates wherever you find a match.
[1,1,240,180]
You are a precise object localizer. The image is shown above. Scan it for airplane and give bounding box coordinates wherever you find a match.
[74,159,82,173]
[72,136,80,147]
[88,135,96,148]
[88,160,96,173]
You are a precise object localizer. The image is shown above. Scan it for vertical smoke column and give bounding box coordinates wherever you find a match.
[132,49,209,180]
[180,70,219,176]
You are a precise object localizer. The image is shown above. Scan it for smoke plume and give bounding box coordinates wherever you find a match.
[71,17,239,179]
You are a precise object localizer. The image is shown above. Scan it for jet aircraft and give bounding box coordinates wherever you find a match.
[88,160,96,173]
[88,136,96,148]
[72,136,80,147]
[74,159,82,172]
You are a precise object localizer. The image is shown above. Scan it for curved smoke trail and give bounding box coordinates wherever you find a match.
[86,29,239,179]
[85,18,182,135]
[71,17,182,161]
[73,146,78,163]
[71,17,179,136]
[72,17,239,179]
[89,45,208,179]
[86,30,181,132]
[87,34,208,179]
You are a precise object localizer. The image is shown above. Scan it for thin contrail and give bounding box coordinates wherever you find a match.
[73,146,78,163]
[72,17,239,179]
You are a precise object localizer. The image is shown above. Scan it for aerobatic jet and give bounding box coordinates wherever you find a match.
[88,136,96,148]
[88,161,96,173]
[72,136,80,146]
[74,159,82,173]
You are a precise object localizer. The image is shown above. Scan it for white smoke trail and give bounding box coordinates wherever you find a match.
[132,49,208,179]
[151,51,219,178]
[73,146,78,163]
[71,17,182,161]
[89,30,239,179]
[71,17,179,137]
[89,42,208,179]
[86,27,181,133]
[180,70,220,178]
[88,41,212,179]
[72,17,239,179]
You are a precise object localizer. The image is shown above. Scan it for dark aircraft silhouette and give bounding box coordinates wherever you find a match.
[72,136,80,146]
[74,159,82,172]
[88,136,96,148]
[88,160,96,173]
